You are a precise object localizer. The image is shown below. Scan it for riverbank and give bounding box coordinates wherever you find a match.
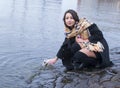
[26,48,120,88]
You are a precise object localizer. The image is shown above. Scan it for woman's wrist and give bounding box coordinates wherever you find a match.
[55,57,59,60]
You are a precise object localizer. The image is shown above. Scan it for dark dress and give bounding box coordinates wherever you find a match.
[56,37,78,69]
[57,24,113,69]
[87,24,113,68]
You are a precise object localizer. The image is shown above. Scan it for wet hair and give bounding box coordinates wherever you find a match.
[63,9,79,29]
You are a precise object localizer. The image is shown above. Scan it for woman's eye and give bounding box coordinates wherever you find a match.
[70,17,73,19]
[65,17,69,19]
[65,17,73,20]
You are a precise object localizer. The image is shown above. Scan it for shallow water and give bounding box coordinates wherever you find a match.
[0,0,120,88]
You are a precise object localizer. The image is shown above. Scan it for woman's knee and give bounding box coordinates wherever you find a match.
[72,51,88,62]
[72,51,97,67]
[80,48,96,58]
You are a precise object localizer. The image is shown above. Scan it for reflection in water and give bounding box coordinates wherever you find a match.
[76,0,120,31]
[77,0,99,19]
[10,0,15,18]
[117,1,120,9]
[61,0,77,15]
[20,0,28,48]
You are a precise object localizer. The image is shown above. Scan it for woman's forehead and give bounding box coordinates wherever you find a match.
[65,13,73,17]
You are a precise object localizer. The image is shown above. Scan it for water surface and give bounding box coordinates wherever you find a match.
[0,0,120,87]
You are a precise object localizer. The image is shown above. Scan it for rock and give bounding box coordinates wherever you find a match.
[26,47,120,88]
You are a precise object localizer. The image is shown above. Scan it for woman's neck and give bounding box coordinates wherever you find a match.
[67,26,74,30]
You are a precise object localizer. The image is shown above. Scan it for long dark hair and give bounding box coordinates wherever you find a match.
[63,9,79,29]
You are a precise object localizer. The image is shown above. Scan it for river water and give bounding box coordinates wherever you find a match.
[0,0,120,88]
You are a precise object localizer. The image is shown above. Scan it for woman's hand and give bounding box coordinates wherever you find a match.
[75,35,85,48]
[45,57,58,65]
[76,35,89,43]
[75,35,84,43]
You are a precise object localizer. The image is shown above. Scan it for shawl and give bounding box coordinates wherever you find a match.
[64,19,104,52]
[65,18,91,39]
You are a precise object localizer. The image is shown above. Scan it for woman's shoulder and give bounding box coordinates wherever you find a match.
[88,23,99,30]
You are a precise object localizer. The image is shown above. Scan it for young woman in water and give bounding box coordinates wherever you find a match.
[45,9,113,71]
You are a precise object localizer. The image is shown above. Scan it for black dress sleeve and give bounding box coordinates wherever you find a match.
[88,24,104,43]
[56,37,75,59]
[56,38,68,59]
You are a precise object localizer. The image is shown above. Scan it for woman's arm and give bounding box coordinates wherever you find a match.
[88,24,104,42]
[56,38,68,59]
[75,35,89,48]
[46,38,68,65]
[45,57,59,65]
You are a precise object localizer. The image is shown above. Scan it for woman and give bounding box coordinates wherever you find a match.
[46,9,113,71]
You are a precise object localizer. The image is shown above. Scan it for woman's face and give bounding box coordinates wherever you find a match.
[65,13,75,27]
